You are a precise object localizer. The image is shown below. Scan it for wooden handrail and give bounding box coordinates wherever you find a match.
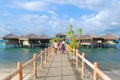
[3,69,20,80]
[75,49,112,80]
[22,59,33,68]
[81,53,85,78]
[77,53,94,69]
[3,45,54,80]
[3,44,112,80]
[95,66,112,80]
[94,62,98,80]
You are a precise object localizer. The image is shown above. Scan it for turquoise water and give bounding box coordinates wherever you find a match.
[0,40,120,78]
[80,48,120,71]
[0,40,120,70]
[0,40,43,69]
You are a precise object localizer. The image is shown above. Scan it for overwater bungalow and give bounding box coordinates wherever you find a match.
[3,33,52,48]
[55,33,66,38]
[55,33,70,44]
[92,36,104,48]
[81,34,96,48]
[3,34,19,47]
[19,34,52,48]
[38,34,52,47]
[80,33,118,48]
[0,37,3,40]
[116,37,120,48]
[101,34,118,48]
[19,33,39,48]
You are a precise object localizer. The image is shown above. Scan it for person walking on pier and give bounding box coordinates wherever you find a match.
[61,39,66,54]
[58,40,62,51]
[53,40,58,54]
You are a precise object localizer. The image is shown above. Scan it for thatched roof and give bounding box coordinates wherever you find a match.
[19,34,52,40]
[19,33,38,39]
[20,33,38,39]
[119,37,120,39]
[38,34,52,39]
[3,34,18,39]
[82,34,97,40]
[101,34,118,40]
[55,33,66,36]
[0,37,3,40]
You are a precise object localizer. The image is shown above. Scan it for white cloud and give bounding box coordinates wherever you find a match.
[0,24,14,36]
[55,0,120,11]
[80,8,120,35]
[47,10,57,16]
[20,14,49,25]
[46,0,69,5]
[1,0,120,36]
[14,1,50,11]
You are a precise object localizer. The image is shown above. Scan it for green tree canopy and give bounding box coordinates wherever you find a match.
[67,24,82,49]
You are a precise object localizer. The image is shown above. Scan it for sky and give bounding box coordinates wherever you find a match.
[0,0,120,37]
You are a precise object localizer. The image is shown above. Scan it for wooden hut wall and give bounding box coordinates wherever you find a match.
[5,39,19,47]
[22,40,30,47]
[103,40,116,44]
[81,39,92,44]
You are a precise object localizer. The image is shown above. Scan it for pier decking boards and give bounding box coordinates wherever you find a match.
[31,51,81,80]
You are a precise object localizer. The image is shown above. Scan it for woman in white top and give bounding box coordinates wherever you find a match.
[53,40,58,54]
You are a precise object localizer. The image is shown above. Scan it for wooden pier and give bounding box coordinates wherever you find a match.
[3,44,112,80]
[34,52,81,80]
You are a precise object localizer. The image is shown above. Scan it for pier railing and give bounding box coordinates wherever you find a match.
[3,45,54,80]
[65,43,112,80]
[75,50,111,80]
[3,43,112,80]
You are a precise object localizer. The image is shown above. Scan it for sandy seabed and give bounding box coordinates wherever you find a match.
[0,68,33,80]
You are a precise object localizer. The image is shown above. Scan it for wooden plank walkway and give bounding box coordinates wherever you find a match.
[34,51,81,80]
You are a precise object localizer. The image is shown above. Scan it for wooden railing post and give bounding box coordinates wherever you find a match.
[48,47,51,59]
[47,48,49,61]
[45,48,48,62]
[75,49,78,69]
[41,51,43,69]
[17,62,23,80]
[33,54,37,79]
[81,53,85,79]
[94,62,99,80]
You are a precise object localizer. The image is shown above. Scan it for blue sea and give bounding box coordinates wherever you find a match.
[80,48,120,79]
[0,40,43,69]
[0,40,120,79]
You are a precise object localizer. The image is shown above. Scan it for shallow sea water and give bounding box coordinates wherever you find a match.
[0,40,120,79]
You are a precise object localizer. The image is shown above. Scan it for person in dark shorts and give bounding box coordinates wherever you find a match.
[61,39,66,54]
